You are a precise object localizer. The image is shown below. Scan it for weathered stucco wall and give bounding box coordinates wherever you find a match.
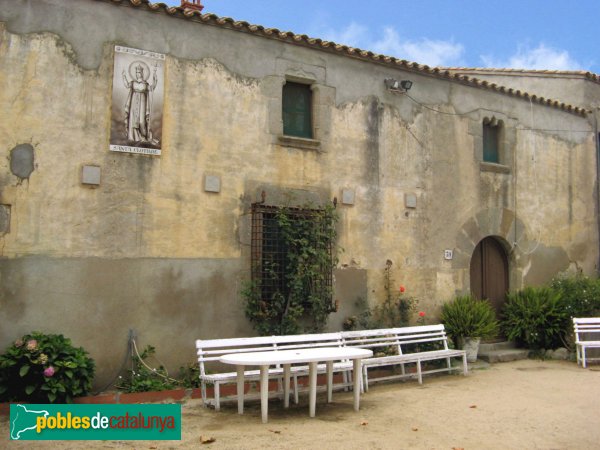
[0,0,598,385]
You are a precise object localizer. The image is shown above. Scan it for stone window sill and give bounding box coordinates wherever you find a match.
[278,135,322,152]
[480,162,510,174]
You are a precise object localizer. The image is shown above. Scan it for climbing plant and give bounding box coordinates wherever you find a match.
[343,260,418,330]
[243,202,339,335]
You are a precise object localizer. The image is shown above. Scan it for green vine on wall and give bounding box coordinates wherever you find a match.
[242,203,339,335]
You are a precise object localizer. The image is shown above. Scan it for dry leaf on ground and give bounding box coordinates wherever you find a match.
[200,435,216,444]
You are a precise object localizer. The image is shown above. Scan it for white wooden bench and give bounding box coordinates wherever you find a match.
[573,317,600,368]
[196,332,350,410]
[341,324,468,391]
[196,324,468,409]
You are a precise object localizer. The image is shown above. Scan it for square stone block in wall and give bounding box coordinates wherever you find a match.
[82,165,101,186]
[205,175,221,193]
[341,189,355,205]
[405,193,417,209]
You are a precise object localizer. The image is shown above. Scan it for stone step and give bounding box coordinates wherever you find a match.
[479,341,517,352]
[478,348,530,363]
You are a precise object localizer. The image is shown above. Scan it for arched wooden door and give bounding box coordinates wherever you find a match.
[470,237,509,316]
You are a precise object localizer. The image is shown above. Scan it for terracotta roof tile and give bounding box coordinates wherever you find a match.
[98,0,593,117]
[446,67,600,85]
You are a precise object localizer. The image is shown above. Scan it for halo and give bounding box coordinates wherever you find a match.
[128,60,150,81]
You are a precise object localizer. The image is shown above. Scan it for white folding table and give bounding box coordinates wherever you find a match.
[220,347,373,423]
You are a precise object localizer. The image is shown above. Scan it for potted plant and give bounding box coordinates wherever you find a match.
[440,294,499,362]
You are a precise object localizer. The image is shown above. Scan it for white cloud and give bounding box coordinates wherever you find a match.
[481,44,584,70]
[372,27,464,67]
[320,22,369,48]
[317,23,465,67]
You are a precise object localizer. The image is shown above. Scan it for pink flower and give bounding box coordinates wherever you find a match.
[43,366,55,377]
[14,339,24,348]
[419,311,426,317]
[26,340,38,351]
[399,285,406,293]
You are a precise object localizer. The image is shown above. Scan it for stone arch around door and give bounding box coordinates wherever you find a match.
[452,207,532,307]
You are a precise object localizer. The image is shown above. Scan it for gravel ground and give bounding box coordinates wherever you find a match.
[2,359,600,449]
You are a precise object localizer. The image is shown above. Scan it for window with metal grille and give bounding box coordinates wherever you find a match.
[483,120,500,163]
[251,203,334,312]
[282,82,312,138]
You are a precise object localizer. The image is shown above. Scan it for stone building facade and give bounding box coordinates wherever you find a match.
[0,0,598,385]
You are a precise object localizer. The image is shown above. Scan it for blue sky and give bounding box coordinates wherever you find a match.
[165,1,599,72]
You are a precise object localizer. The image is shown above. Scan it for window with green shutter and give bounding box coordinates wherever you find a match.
[282,82,312,138]
[483,121,500,163]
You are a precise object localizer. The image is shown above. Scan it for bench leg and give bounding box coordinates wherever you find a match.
[326,361,333,403]
[582,347,587,369]
[260,365,269,424]
[342,369,349,392]
[462,353,468,376]
[348,366,353,390]
[416,361,423,384]
[353,359,361,411]
[446,357,451,372]
[277,373,282,397]
[283,364,291,408]
[309,362,318,417]
[363,365,369,392]
[359,365,364,394]
[293,374,299,404]
[214,381,221,411]
[236,365,245,415]
[201,380,207,408]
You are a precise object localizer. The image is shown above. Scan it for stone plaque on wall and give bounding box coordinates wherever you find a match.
[110,46,165,156]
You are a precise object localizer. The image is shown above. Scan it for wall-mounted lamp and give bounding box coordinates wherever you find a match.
[385,78,413,93]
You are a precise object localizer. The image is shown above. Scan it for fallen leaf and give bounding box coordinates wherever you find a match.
[469,405,477,409]
[452,447,465,450]
[412,427,418,432]
[360,420,369,426]
[200,435,216,444]
[269,429,282,434]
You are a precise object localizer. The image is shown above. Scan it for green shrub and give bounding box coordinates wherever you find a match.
[178,362,201,389]
[501,287,567,350]
[0,332,95,403]
[550,274,600,318]
[440,294,499,346]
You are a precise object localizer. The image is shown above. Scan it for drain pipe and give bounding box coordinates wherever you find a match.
[595,110,600,276]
